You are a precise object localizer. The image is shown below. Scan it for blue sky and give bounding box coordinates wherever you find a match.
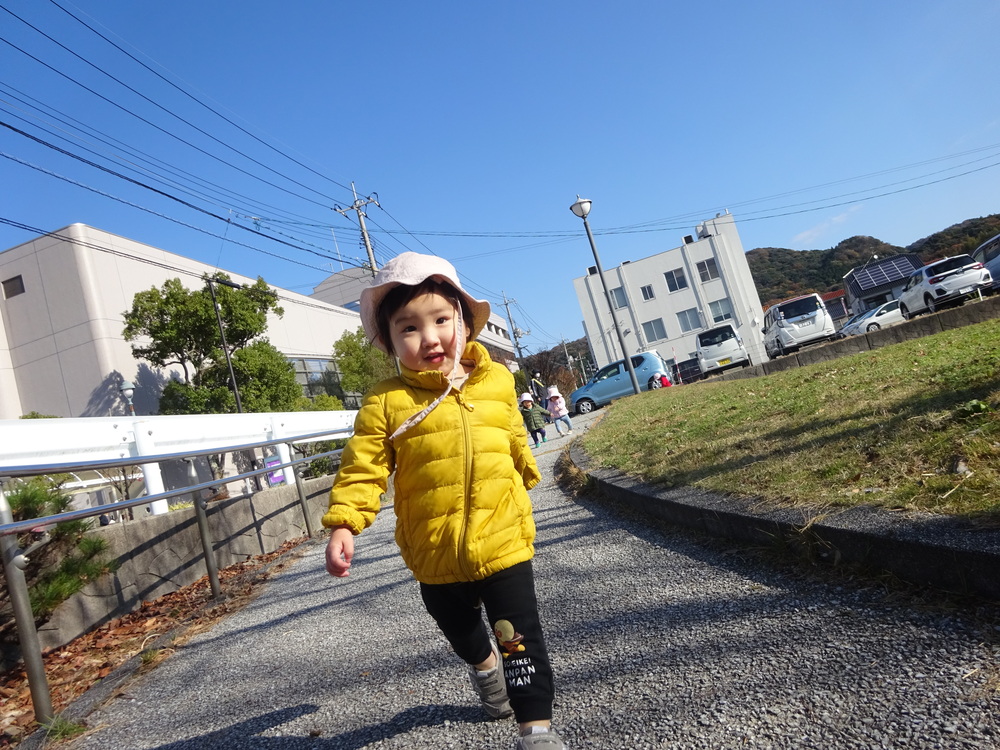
[2,1,999,353]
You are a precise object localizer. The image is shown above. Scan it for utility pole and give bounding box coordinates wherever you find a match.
[501,291,530,375]
[334,182,380,276]
[206,276,244,414]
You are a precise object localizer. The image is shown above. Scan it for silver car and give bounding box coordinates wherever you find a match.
[839,300,905,336]
[898,254,992,319]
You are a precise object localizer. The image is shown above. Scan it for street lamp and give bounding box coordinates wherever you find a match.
[569,196,641,395]
[119,380,136,416]
[206,276,244,413]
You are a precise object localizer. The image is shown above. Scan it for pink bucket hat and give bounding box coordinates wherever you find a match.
[359,252,491,353]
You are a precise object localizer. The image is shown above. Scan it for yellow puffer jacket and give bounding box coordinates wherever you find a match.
[322,342,542,584]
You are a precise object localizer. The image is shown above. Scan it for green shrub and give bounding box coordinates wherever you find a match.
[2,478,117,622]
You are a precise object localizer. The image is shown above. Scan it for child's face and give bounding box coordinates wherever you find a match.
[388,291,469,374]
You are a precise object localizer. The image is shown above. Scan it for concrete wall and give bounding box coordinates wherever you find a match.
[713,293,1000,382]
[2,475,335,667]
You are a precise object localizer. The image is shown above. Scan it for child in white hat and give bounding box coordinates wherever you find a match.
[322,252,566,750]
[545,386,573,437]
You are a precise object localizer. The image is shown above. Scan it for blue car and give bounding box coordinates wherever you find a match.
[570,351,670,414]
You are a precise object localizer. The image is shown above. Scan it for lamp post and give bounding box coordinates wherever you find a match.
[119,380,136,416]
[206,276,244,413]
[569,196,641,395]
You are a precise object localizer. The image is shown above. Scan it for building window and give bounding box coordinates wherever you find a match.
[2,275,25,298]
[640,284,655,301]
[610,286,628,309]
[696,258,720,282]
[709,298,734,323]
[677,308,700,333]
[642,318,667,343]
[664,269,687,292]
[288,357,362,408]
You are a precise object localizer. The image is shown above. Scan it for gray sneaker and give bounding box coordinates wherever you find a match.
[516,728,565,749]
[467,639,513,719]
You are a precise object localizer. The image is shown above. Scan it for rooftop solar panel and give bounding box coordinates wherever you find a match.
[848,254,921,293]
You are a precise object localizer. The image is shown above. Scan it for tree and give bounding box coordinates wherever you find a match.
[332,327,397,397]
[523,345,583,397]
[294,393,344,412]
[123,275,295,413]
[230,340,301,413]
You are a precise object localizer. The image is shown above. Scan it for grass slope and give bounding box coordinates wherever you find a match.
[580,320,1000,520]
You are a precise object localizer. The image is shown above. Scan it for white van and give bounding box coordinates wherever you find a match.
[696,323,750,375]
[762,293,836,358]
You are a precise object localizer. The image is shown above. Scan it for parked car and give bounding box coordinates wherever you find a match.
[569,351,669,414]
[971,232,1000,293]
[897,254,993,320]
[671,358,703,385]
[837,308,878,337]
[696,323,750,375]
[834,312,867,339]
[839,299,905,336]
[861,299,905,331]
[762,293,837,358]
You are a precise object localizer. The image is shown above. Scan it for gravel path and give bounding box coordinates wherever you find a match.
[63,412,999,749]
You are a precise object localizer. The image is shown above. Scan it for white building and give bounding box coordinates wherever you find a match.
[573,212,767,376]
[0,224,363,419]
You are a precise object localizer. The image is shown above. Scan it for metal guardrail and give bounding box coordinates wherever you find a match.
[0,420,352,729]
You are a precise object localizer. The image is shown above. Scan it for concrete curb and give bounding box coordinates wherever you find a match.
[568,442,1000,601]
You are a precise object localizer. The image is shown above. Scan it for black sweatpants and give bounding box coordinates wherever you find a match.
[419,560,554,723]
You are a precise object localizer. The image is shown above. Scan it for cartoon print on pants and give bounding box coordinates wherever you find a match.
[494,619,525,657]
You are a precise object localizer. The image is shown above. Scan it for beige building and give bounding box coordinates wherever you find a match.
[0,224,363,419]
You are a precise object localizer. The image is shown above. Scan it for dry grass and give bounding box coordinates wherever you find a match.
[579,319,1000,520]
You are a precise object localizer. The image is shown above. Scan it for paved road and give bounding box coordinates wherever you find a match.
[61,411,998,749]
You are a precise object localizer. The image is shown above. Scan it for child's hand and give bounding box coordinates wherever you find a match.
[325,527,355,577]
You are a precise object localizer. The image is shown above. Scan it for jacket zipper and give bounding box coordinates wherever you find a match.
[456,392,475,580]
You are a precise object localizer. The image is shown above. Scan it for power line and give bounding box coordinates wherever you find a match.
[44,0,356,196]
[350,148,1000,241]
[0,82,344,230]
[0,29,335,210]
[1,148,361,273]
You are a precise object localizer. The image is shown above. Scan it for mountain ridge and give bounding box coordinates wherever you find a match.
[747,213,1000,307]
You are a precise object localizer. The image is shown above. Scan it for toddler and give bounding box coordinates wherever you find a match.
[323,252,566,749]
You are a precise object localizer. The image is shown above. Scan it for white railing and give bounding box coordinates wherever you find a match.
[0,410,357,729]
[0,410,357,514]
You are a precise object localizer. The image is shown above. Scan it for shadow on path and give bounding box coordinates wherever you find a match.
[142,703,486,749]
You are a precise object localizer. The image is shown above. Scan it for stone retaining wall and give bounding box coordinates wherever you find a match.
[3,475,334,668]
